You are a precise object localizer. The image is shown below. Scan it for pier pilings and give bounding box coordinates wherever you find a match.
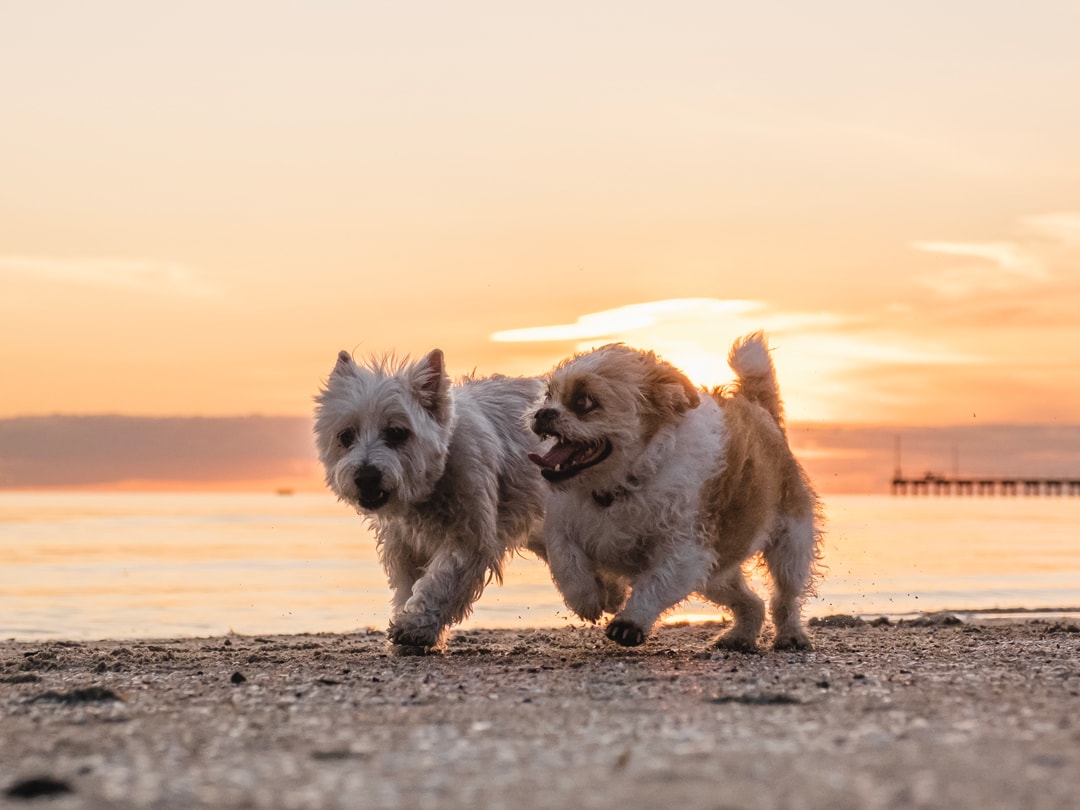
[891,475,1080,496]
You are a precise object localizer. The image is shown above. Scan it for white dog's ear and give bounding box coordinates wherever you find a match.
[332,351,355,376]
[643,360,700,419]
[412,349,452,422]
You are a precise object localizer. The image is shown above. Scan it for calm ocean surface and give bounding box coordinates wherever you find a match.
[1,492,1078,641]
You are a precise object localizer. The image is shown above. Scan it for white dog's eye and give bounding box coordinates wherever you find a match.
[338,427,357,449]
[383,426,411,447]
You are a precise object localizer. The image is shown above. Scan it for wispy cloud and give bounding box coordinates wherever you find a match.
[912,241,1049,297]
[492,298,840,345]
[492,299,763,343]
[0,256,218,297]
[912,211,1080,298]
[1021,212,1080,246]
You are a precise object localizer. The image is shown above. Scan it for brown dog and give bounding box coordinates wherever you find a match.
[529,333,822,650]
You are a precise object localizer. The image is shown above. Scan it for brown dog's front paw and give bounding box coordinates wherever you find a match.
[772,633,813,652]
[606,619,646,647]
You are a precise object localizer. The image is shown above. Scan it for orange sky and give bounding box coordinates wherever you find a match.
[3,2,1080,426]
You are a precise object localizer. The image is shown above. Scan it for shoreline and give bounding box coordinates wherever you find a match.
[2,615,1078,809]
[7,605,1080,646]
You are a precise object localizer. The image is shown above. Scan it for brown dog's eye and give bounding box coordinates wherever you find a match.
[338,428,357,449]
[383,426,411,447]
[572,393,597,414]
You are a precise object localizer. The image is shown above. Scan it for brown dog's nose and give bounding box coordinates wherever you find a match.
[533,408,558,433]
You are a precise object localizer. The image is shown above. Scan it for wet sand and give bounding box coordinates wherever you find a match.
[2,616,1078,809]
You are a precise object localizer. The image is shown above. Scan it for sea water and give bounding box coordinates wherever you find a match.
[1,492,1078,640]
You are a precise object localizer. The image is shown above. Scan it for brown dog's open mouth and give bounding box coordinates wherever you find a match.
[528,438,611,482]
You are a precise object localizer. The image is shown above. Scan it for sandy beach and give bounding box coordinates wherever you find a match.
[2,615,1078,809]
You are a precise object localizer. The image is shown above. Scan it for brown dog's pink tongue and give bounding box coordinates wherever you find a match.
[528,442,579,469]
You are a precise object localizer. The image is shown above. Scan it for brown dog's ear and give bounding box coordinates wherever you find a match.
[411,349,452,422]
[643,358,700,421]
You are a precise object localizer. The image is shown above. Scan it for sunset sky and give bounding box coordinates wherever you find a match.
[3,2,1080,438]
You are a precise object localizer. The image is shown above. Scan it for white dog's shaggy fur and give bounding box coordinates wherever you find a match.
[315,349,547,651]
[529,333,822,651]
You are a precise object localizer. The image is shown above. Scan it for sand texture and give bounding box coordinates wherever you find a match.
[2,616,1079,809]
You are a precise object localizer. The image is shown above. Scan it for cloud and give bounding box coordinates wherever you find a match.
[491,298,763,343]
[0,416,320,489]
[490,212,1080,422]
[0,256,218,297]
[912,241,1046,278]
[912,241,1049,297]
[488,297,977,421]
[491,298,842,345]
[490,297,961,363]
[1021,212,1080,246]
[912,211,1080,298]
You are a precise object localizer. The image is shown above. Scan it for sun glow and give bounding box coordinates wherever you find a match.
[491,298,974,422]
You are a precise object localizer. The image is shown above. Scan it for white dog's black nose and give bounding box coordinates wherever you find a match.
[354,465,382,492]
[353,464,389,510]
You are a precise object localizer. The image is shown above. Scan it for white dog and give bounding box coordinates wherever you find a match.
[528,333,822,651]
[315,349,547,651]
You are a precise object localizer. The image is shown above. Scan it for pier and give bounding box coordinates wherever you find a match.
[889,434,1080,495]
[891,473,1080,496]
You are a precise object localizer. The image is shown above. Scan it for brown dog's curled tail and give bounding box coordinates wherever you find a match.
[727,331,784,429]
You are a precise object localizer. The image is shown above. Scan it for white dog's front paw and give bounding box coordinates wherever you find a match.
[387,612,444,650]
